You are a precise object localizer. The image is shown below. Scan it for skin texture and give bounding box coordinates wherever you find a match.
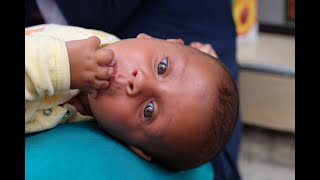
[81,35,223,165]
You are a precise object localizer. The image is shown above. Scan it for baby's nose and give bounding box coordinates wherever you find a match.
[126,69,146,96]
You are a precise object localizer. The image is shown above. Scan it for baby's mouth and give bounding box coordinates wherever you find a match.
[107,59,116,67]
[110,61,117,79]
[94,60,117,98]
[106,60,117,90]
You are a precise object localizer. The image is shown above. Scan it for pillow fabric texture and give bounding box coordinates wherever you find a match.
[25,122,214,180]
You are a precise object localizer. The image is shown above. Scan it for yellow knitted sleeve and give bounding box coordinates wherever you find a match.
[25,34,70,100]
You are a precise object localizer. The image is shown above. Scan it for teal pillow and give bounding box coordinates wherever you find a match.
[25,122,214,180]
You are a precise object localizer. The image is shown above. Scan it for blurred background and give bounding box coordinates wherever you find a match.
[232,0,295,179]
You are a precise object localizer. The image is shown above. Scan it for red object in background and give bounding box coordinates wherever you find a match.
[287,0,295,21]
[240,5,249,25]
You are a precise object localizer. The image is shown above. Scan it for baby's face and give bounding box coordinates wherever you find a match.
[88,37,222,158]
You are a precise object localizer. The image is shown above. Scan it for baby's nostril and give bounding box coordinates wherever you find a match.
[132,70,137,77]
[129,82,134,90]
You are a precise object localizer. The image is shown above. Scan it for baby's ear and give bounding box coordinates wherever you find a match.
[128,145,152,161]
[136,33,153,39]
[166,38,184,45]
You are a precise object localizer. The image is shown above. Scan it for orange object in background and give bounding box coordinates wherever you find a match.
[232,0,258,41]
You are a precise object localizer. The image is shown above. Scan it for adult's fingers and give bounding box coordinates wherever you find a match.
[136,33,153,39]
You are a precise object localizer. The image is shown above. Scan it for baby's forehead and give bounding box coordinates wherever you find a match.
[161,71,217,124]
[148,81,215,139]
[160,101,212,149]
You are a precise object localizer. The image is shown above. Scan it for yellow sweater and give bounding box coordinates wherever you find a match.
[25,24,120,133]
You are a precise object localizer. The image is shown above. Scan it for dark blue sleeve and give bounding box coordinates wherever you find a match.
[55,0,143,33]
[113,0,238,82]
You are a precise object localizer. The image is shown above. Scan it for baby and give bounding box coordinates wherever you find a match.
[25,24,239,170]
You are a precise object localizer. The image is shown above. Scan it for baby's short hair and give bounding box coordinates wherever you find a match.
[142,55,239,170]
[200,56,239,164]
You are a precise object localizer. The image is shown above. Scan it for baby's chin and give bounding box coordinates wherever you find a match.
[86,92,99,110]
[89,89,107,101]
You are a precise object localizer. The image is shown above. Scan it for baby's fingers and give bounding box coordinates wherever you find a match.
[83,80,109,99]
[95,66,114,80]
[97,48,114,66]
[92,80,110,90]
[87,36,101,49]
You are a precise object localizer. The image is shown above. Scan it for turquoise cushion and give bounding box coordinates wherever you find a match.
[25,122,214,180]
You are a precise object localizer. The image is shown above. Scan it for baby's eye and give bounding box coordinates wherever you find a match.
[157,58,168,75]
[144,102,154,122]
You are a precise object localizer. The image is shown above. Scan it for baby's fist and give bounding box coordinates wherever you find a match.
[67,36,114,96]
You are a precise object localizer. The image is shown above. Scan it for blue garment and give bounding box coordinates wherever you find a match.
[26,122,214,180]
[55,1,243,179]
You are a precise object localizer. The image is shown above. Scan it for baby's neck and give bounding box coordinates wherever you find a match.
[67,92,93,116]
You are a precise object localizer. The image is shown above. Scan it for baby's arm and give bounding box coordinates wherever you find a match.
[25,35,71,100]
[25,35,114,100]
[66,36,114,97]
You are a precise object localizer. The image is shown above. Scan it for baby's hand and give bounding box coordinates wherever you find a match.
[66,36,114,97]
[189,42,218,58]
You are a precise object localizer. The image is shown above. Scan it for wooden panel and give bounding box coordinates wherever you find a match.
[239,70,295,133]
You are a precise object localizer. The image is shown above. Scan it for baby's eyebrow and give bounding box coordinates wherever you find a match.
[178,55,188,81]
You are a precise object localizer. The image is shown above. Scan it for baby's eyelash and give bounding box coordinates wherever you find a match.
[143,101,154,123]
[157,59,168,75]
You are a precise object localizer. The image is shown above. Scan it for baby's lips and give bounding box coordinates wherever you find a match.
[108,61,117,79]
[107,59,116,67]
